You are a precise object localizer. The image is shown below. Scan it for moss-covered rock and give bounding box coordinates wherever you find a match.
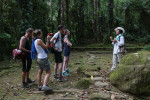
[75,78,92,89]
[110,51,150,96]
[89,92,111,100]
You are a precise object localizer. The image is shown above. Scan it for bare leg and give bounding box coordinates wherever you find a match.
[63,57,67,72]
[43,70,51,86]
[66,56,69,69]
[59,62,63,74]
[26,72,29,79]
[54,63,58,74]
[37,69,43,86]
[22,72,26,82]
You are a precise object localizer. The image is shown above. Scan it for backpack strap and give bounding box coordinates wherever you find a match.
[55,34,59,44]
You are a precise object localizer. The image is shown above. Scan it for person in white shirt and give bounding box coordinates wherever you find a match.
[33,29,52,91]
[50,25,64,82]
[110,27,125,71]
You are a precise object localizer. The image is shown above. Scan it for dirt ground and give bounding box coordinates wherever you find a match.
[0,51,143,100]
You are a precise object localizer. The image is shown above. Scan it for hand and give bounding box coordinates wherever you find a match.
[110,36,113,41]
[113,40,117,44]
[47,35,50,41]
[54,48,59,51]
[28,50,31,54]
[113,40,117,42]
[70,43,72,47]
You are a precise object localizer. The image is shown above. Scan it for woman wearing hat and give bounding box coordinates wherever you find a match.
[110,27,126,71]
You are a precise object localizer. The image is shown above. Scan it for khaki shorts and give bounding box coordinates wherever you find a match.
[37,58,51,71]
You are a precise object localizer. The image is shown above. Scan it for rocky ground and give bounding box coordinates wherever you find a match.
[0,51,144,100]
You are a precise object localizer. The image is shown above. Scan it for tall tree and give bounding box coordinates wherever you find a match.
[49,0,54,32]
[61,0,65,25]
[108,0,114,33]
[57,0,61,25]
[97,0,102,42]
[65,0,69,28]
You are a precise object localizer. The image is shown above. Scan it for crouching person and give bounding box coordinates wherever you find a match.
[110,27,126,71]
[32,29,52,91]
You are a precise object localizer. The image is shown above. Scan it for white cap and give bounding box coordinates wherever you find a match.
[114,27,125,34]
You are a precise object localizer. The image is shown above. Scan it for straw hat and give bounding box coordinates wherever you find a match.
[114,27,125,34]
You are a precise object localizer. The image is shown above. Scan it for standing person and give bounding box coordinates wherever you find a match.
[19,28,34,88]
[62,29,72,76]
[50,25,64,82]
[32,29,52,91]
[110,27,125,71]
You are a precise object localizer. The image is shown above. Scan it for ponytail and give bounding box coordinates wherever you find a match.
[33,29,42,38]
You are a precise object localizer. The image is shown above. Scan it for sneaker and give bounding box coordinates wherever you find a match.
[66,69,71,73]
[27,78,35,83]
[22,82,31,88]
[63,72,69,76]
[41,86,53,91]
[54,74,59,79]
[38,86,42,91]
[58,77,66,82]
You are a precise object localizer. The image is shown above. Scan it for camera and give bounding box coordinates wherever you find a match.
[48,33,53,36]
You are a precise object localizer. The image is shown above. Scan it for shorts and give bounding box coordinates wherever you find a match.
[54,51,63,63]
[22,54,32,72]
[64,51,70,57]
[37,58,51,71]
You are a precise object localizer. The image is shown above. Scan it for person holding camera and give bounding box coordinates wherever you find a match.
[32,29,52,91]
[110,27,126,71]
[50,25,64,82]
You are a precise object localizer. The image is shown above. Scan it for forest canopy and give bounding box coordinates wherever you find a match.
[0,0,150,60]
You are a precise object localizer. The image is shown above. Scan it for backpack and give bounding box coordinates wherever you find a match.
[12,36,27,59]
[50,34,59,53]
[12,49,25,59]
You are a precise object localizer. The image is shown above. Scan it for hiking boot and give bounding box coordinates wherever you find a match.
[41,86,53,91]
[22,82,31,88]
[54,74,59,79]
[58,77,66,82]
[63,72,69,76]
[38,86,42,91]
[26,78,35,83]
[66,69,71,73]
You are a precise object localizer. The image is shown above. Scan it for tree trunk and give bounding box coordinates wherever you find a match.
[65,0,69,29]
[125,6,130,33]
[97,0,102,42]
[49,0,54,32]
[108,0,114,34]
[61,0,64,25]
[57,0,61,25]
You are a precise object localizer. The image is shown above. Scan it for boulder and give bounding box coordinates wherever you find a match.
[110,51,150,96]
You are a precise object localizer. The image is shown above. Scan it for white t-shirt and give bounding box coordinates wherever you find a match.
[35,39,47,59]
[53,32,62,52]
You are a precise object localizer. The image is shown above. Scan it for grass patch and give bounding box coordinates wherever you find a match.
[75,78,92,89]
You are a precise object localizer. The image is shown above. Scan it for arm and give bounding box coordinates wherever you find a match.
[116,36,125,46]
[50,33,59,51]
[19,37,30,53]
[37,36,50,50]
[50,33,58,43]
[64,38,72,47]
[50,36,56,43]
[110,36,116,45]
